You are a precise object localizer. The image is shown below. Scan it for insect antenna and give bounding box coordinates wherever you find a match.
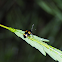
[31,24,34,32]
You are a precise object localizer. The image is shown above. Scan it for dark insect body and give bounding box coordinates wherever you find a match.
[23,30,31,38]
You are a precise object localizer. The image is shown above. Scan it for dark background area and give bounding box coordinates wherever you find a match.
[0,0,62,62]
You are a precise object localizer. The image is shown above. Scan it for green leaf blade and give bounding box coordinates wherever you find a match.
[14,30,46,56]
[0,24,62,62]
[14,29,62,62]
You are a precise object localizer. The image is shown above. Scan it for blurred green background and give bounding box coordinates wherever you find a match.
[0,0,62,62]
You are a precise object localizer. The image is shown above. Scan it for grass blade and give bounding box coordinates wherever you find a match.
[0,24,62,62]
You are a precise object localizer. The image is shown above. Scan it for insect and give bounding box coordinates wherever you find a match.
[23,30,32,38]
[23,24,34,38]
